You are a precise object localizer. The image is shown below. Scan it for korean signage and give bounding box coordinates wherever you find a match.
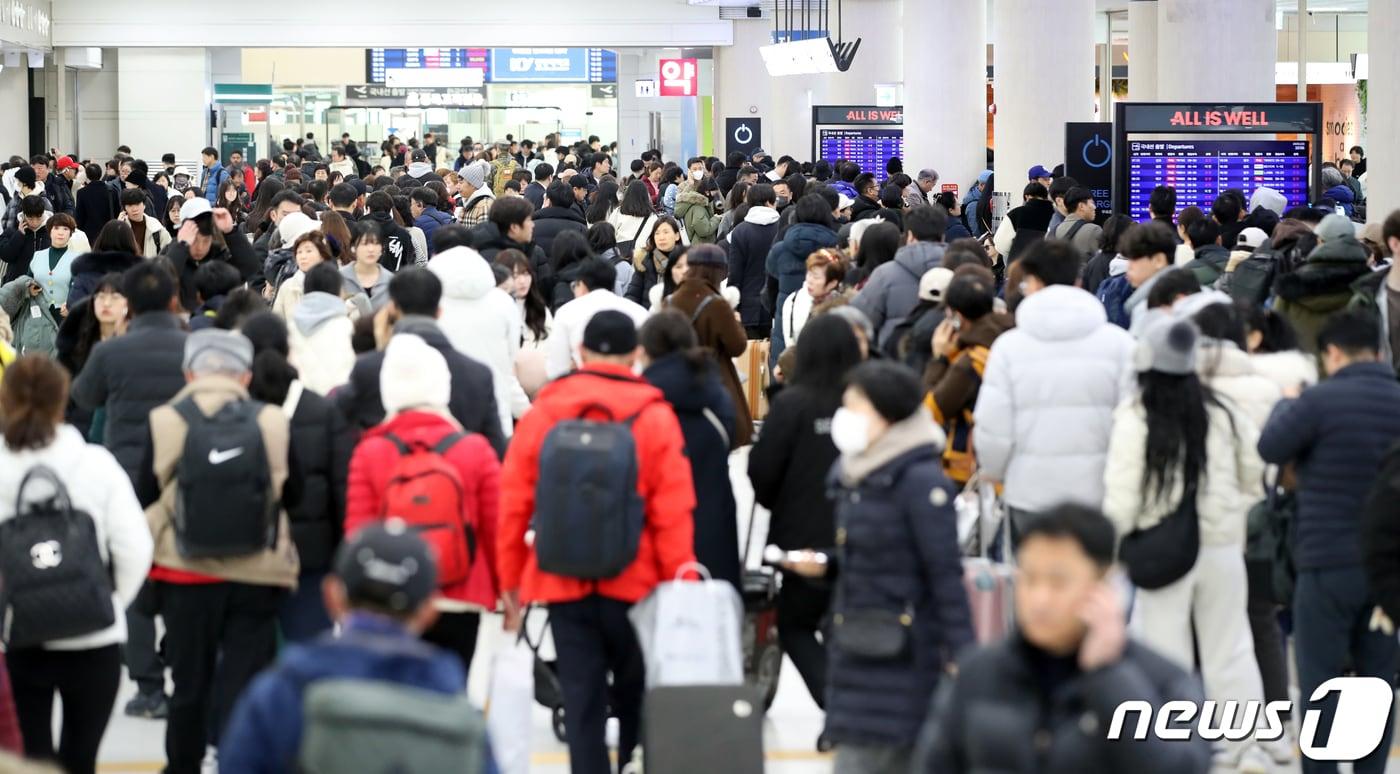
[659,58,698,97]
[812,105,903,125]
[343,85,486,108]
[488,48,616,83]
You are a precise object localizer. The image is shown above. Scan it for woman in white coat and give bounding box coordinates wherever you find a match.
[1102,317,1271,772]
[428,246,529,436]
[287,262,356,396]
[0,355,152,774]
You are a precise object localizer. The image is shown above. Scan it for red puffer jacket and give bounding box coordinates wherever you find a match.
[498,364,697,605]
[345,410,501,610]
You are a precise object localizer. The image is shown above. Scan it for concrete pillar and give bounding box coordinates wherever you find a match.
[903,0,986,197]
[117,48,211,161]
[1128,0,1158,101]
[993,0,1095,205]
[1157,0,1275,102]
[54,48,67,156]
[0,65,28,158]
[1296,0,1308,102]
[1366,0,1400,222]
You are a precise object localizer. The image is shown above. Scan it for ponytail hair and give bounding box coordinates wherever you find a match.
[1,356,69,451]
[639,310,710,373]
[239,312,298,405]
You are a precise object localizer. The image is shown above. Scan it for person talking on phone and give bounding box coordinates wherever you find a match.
[912,504,1212,774]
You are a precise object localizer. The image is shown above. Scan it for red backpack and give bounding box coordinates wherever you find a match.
[380,433,476,587]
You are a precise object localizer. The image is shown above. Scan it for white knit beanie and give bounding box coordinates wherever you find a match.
[380,334,451,415]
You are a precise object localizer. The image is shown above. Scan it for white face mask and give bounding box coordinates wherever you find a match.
[830,408,871,455]
[691,170,704,180]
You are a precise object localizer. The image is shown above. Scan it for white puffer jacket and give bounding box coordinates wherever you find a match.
[429,247,528,434]
[973,285,1136,512]
[288,291,356,396]
[1197,340,1283,431]
[1102,399,1264,547]
[0,425,152,650]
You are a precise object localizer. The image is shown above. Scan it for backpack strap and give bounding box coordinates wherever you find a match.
[172,395,206,425]
[382,432,412,455]
[688,294,718,324]
[1065,219,1089,243]
[432,432,468,456]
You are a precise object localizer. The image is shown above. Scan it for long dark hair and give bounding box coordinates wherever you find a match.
[619,181,654,218]
[61,272,124,376]
[791,314,864,401]
[854,221,901,277]
[1139,370,1210,500]
[245,178,286,235]
[974,173,994,233]
[549,229,593,274]
[241,312,298,405]
[495,249,549,341]
[587,178,620,224]
[640,310,711,373]
[94,220,140,255]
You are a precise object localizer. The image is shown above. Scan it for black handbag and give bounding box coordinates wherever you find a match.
[1118,486,1200,590]
[0,466,115,648]
[830,607,913,660]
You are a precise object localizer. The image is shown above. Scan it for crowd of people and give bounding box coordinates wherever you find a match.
[0,128,1392,774]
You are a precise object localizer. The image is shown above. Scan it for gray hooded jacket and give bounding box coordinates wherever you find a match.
[852,240,947,347]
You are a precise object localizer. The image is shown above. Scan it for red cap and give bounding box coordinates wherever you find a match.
[56,156,79,171]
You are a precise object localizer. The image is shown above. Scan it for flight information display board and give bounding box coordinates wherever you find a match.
[818,129,904,181]
[1125,140,1310,220]
[367,48,617,84]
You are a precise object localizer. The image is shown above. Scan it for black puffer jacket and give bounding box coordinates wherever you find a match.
[163,229,261,313]
[468,221,548,270]
[363,211,417,270]
[747,383,841,551]
[914,636,1212,774]
[823,429,973,747]
[645,353,740,590]
[725,209,780,329]
[333,318,506,459]
[69,313,188,483]
[67,250,142,308]
[74,179,118,243]
[531,205,587,260]
[286,384,354,573]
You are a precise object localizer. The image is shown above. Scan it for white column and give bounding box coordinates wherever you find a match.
[1157,0,1275,102]
[1128,0,1158,101]
[54,49,68,156]
[994,0,1095,204]
[1366,0,1400,222]
[903,0,986,195]
[117,48,211,161]
[1296,0,1308,102]
[0,66,29,157]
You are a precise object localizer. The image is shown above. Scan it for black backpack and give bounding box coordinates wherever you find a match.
[172,397,278,559]
[0,466,115,648]
[533,374,657,579]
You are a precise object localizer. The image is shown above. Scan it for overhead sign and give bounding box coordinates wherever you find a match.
[220,133,256,171]
[1064,122,1113,213]
[1117,102,1321,134]
[214,83,273,105]
[725,118,762,159]
[659,58,698,97]
[634,79,657,98]
[489,48,615,83]
[385,67,484,88]
[812,105,903,125]
[344,85,485,108]
[591,84,617,100]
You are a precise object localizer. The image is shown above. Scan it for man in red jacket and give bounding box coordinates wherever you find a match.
[499,310,696,774]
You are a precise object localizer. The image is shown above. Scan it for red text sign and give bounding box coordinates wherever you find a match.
[659,59,698,97]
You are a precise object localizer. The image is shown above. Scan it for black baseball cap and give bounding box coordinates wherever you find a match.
[582,310,638,355]
[335,521,437,614]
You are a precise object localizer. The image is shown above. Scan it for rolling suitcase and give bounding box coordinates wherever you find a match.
[740,504,782,708]
[643,685,765,774]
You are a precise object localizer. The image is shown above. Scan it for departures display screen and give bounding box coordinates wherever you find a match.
[1126,140,1310,220]
[817,129,904,181]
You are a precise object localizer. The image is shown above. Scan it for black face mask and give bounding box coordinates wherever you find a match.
[775,196,790,209]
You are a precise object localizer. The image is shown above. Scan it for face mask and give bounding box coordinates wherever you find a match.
[775,196,790,208]
[830,408,871,455]
[691,170,704,180]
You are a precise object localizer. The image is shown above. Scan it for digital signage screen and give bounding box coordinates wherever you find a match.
[818,128,904,182]
[1125,139,1310,221]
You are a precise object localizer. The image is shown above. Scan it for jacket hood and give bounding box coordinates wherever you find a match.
[1249,186,1288,217]
[782,222,838,255]
[958,311,1014,349]
[415,209,453,227]
[644,352,731,415]
[743,206,781,226]
[339,262,393,295]
[71,250,142,276]
[1274,238,1371,302]
[1108,255,1128,276]
[1197,339,1256,380]
[360,408,462,444]
[407,162,435,179]
[893,241,946,276]
[428,247,496,301]
[535,206,586,225]
[469,221,518,252]
[292,291,347,337]
[838,410,944,486]
[1191,244,1231,266]
[1015,284,1111,341]
[1325,184,1356,204]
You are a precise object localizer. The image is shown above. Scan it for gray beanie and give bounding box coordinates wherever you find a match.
[1134,317,1199,375]
[1316,213,1356,244]
[184,329,254,375]
[461,161,488,190]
